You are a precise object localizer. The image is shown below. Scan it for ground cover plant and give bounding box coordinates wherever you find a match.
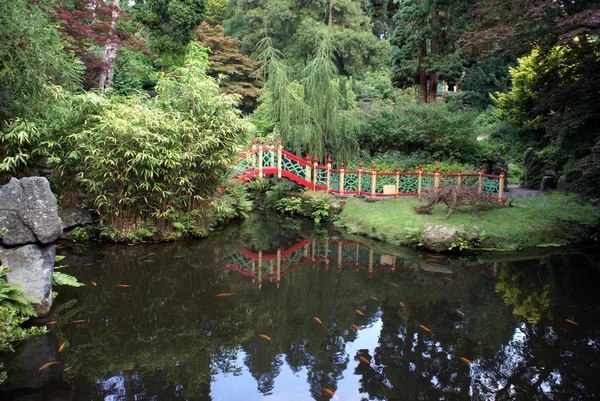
[337,194,600,251]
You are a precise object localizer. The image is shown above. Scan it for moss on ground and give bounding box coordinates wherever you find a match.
[336,193,600,251]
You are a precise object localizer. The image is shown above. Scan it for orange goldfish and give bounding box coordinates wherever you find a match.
[399,302,405,308]
[39,361,59,371]
[90,281,97,286]
[370,296,378,301]
[116,284,130,288]
[46,321,56,325]
[566,319,579,326]
[58,343,65,352]
[456,310,465,317]
[322,388,339,400]
[352,324,359,331]
[359,356,371,365]
[390,282,399,288]
[63,367,71,372]
[313,317,323,325]
[443,276,453,281]
[216,293,233,297]
[72,319,86,323]
[419,324,431,333]
[355,309,365,316]
[459,357,472,365]
[258,334,272,342]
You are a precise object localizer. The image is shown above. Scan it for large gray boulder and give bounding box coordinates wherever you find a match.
[1,243,56,316]
[422,224,480,252]
[0,177,62,245]
[523,148,536,189]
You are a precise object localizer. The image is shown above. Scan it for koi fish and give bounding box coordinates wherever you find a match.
[352,324,359,331]
[443,276,453,281]
[566,319,579,326]
[90,281,97,286]
[72,319,86,323]
[63,367,71,372]
[370,296,378,301]
[399,302,405,308]
[258,334,272,342]
[58,343,65,352]
[459,357,472,365]
[216,293,233,297]
[359,356,371,365]
[390,282,399,288]
[456,310,465,317]
[322,388,339,400]
[116,284,130,288]
[355,309,365,316]
[39,361,59,371]
[419,324,431,333]
[313,317,323,325]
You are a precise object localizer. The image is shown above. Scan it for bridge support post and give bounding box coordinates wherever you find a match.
[326,155,332,193]
[270,138,275,168]
[340,163,345,196]
[457,170,462,187]
[417,165,423,198]
[337,241,342,272]
[313,156,318,190]
[277,138,282,180]
[251,138,257,168]
[371,164,377,199]
[499,168,505,202]
[276,248,281,285]
[357,163,363,197]
[258,141,264,178]
[395,169,400,198]
[305,154,311,182]
[478,165,483,193]
[434,166,440,188]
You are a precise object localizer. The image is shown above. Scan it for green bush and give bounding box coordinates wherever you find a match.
[45,44,252,239]
[351,95,485,164]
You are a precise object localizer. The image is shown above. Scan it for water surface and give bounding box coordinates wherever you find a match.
[2,213,600,400]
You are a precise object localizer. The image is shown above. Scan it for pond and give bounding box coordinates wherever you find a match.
[2,212,600,400]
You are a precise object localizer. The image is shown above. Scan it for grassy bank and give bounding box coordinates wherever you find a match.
[336,194,600,251]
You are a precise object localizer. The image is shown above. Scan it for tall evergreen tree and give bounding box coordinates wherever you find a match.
[390,0,474,103]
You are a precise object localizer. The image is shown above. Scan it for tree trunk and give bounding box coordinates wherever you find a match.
[419,39,427,104]
[98,0,120,94]
[428,8,440,103]
[328,0,333,26]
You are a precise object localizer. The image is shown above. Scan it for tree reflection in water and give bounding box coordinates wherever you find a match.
[1,213,599,401]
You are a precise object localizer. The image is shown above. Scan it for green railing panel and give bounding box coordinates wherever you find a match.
[262,151,273,167]
[282,155,306,178]
[344,172,359,192]
[330,171,340,191]
[361,173,372,194]
[421,175,435,189]
[317,169,328,187]
[482,177,500,196]
[398,175,419,193]
[375,174,396,193]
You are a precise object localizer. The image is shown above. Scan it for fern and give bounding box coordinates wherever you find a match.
[52,271,84,287]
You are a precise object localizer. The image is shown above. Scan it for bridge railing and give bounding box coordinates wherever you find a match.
[239,138,505,202]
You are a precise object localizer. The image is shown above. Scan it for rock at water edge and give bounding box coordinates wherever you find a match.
[1,243,55,316]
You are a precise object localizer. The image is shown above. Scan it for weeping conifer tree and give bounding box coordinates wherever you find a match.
[256,28,358,162]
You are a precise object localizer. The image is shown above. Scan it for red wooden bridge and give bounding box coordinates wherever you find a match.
[234,138,505,201]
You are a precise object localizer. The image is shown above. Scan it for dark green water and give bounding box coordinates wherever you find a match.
[2,213,600,400]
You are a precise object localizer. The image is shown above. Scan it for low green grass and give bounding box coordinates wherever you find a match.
[336,193,600,251]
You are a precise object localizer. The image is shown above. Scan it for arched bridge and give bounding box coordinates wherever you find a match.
[234,139,505,201]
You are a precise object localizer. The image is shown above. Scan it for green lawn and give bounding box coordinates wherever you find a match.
[336,193,600,251]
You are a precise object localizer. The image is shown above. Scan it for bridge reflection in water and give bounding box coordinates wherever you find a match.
[218,237,499,288]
